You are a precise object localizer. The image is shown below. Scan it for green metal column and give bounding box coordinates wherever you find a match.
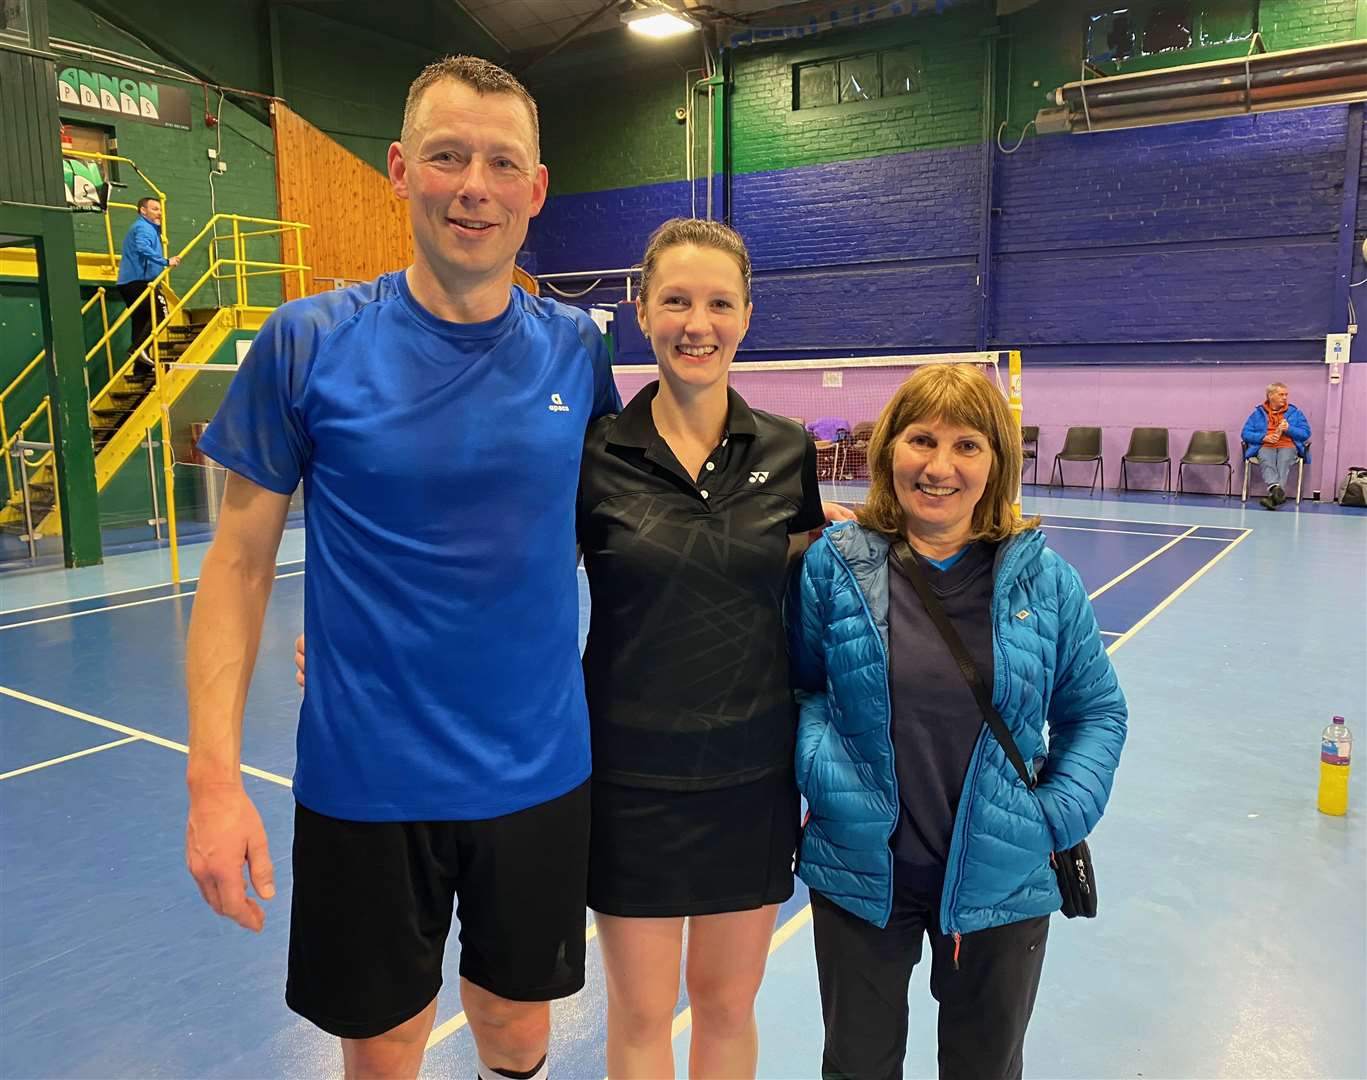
[1357,0,1367,39]
[32,209,102,566]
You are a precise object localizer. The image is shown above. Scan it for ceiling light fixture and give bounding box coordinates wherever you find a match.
[620,1,700,39]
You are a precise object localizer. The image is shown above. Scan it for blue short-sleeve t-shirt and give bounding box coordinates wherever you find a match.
[197,271,620,821]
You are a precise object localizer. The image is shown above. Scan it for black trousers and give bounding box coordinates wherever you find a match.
[811,887,1049,1080]
[117,280,166,358]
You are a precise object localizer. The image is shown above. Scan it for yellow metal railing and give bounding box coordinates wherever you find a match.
[0,288,111,500]
[63,149,169,273]
[2,214,308,571]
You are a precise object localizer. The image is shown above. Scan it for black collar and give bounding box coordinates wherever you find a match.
[606,380,759,450]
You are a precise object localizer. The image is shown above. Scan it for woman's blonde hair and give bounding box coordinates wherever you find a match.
[638,218,752,305]
[857,363,1039,542]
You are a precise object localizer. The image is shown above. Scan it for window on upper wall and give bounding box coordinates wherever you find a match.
[794,45,923,111]
[1085,1,1258,71]
[0,0,31,45]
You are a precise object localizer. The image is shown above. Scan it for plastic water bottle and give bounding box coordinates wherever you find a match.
[1317,716,1352,816]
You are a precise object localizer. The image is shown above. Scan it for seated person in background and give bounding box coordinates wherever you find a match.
[1241,381,1310,510]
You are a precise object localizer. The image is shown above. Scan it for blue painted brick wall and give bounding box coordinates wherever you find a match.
[733,145,981,269]
[992,108,1349,350]
[996,111,1346,253]
[526,180,693,276]
[533,104,1360,363]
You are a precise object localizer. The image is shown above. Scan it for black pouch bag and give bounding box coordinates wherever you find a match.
[892,541,1098,919]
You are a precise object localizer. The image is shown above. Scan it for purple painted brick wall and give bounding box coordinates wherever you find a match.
[608,360,1366,501]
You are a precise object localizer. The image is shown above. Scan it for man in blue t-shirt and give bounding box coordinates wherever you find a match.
[184,56,619,1080]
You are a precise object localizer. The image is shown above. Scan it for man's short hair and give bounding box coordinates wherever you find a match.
[1267,381,1288,397]
[137,196,160,212]
[401,55,540,161]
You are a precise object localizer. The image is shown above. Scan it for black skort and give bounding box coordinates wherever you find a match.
[588,768,798,918]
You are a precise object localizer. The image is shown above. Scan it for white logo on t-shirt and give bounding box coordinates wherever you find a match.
[548,393,570,413]
[748,471,769,484]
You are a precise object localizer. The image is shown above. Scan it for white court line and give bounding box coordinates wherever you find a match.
[0,736,138,781]
[0,559,305,617]
[1087,525,1198,602]
[1106,528,1253,655]
[1036,512,1217,529]
[0,685,292,787]
[1046,523,1209,539]
[0,570,305,632]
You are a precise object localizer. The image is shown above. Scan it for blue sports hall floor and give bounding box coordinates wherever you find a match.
[1,487,1364,1079]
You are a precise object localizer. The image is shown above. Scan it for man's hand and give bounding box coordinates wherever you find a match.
[294,633,305,689]
[822,500,858,523]
[186,782,275,932]
[169,255,182,268]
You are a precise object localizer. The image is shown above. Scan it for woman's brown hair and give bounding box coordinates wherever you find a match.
[638,218,752,306]
[856,363,1039,542]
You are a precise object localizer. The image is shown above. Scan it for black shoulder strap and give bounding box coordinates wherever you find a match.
[890,540,1035,790]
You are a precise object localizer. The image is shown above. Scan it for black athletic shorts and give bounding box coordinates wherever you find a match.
[285,779,590,1040]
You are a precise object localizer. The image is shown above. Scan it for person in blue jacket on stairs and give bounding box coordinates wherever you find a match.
[786,363,1128,1080]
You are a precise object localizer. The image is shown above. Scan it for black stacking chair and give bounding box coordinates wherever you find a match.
[1120,427,1171,492]
[1021,425,1039,485]
[1178,430,1232,496]
[1049,426,1103,494]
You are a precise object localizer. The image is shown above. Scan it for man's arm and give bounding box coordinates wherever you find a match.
[185,472,292,932]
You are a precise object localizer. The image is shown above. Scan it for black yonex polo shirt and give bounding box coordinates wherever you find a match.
[578,381,825,791]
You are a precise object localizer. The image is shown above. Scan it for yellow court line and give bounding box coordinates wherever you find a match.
[0,736,138,781]
[0,685,292,787]
[1106,527,1252,655]
[667,903,816,1049]
[1087,525,1198,601]
[0,570,305,632]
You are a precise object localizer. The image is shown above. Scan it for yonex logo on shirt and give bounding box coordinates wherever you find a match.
[749,471,769,484]
[548,393,570,413]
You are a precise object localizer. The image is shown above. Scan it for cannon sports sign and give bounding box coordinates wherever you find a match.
[57,66,192,130]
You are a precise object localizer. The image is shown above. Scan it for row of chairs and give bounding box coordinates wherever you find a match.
[1024,426,1308,501]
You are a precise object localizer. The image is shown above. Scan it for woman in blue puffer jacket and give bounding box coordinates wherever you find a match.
[786,364,1127,1080]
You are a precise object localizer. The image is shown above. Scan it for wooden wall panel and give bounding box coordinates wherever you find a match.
[272,101,412,301]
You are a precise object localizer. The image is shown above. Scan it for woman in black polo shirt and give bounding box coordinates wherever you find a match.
[577,218,827,1079]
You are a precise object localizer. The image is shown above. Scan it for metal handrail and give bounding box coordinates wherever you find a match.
[63,149,169,269]
[2,214,309,519]
[0,288,107,499]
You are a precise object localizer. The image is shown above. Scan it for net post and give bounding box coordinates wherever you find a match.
[1007,350,1023,514]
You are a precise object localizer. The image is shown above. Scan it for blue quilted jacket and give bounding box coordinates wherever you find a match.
[787,522,1127,935]
[1240,403,1311,462]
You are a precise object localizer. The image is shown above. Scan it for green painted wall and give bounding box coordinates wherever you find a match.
[68,0,505,174]
[49,0,281,306]
[539,0,1365,196]
[731,8,991,175]
[532,36,698,197]
[1260,0,1359,49]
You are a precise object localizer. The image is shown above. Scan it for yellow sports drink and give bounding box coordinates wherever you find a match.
[1317,716,1352,817]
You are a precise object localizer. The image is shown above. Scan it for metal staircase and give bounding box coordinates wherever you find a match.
[0,213,307,547]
